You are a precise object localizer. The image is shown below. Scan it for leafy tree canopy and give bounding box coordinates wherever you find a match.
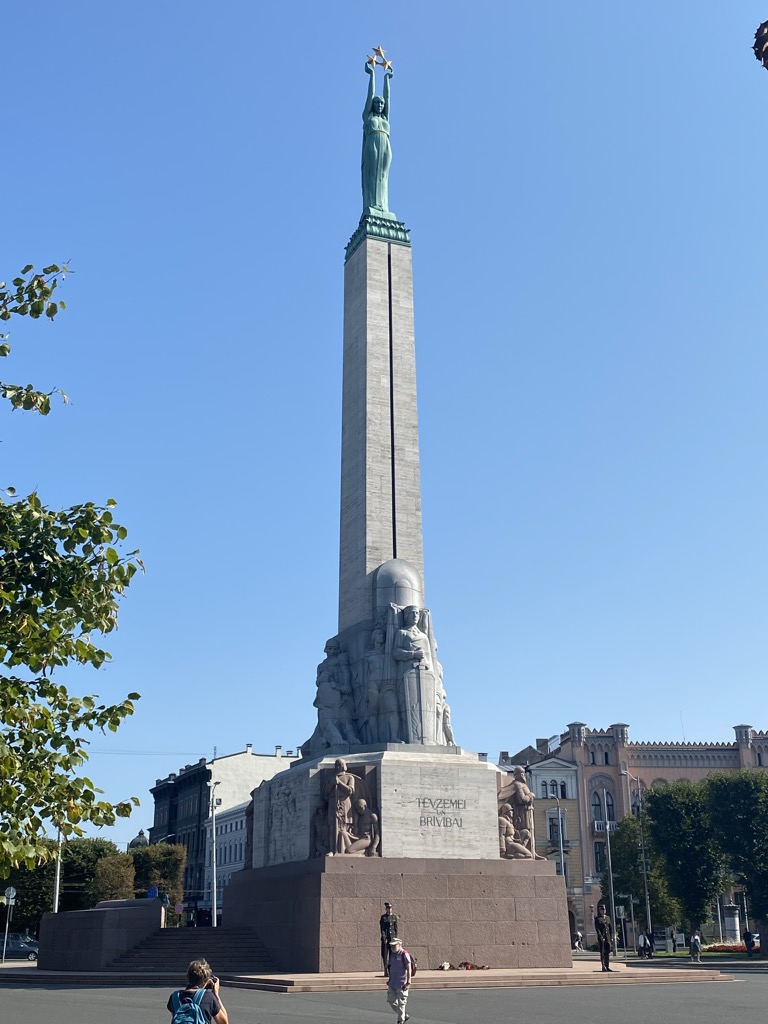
[645,780,728,929]
[0,265,142,876]
[599,812,681,930]
[0,264,70,415]
[131,842,186,913]
[92,852,135,903]
[706,771,768,920]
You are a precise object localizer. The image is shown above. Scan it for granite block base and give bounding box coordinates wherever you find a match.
[224,855,572,973]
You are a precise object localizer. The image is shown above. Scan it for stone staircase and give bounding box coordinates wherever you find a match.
[106,926,273,974]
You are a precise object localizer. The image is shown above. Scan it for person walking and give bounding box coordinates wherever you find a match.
[690,931,702,963]
[386,937,412,1024]
[645,930,655,959]
[637,931,646,958]
[594,903,614,972]
[744,929,754,958]
[379,901,399,977]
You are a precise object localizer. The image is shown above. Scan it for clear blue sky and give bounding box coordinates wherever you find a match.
[4,2,768,847]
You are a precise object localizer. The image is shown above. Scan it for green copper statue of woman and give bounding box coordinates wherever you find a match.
[361,64,393,216]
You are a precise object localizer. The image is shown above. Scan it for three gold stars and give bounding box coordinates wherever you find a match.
[367,45,393,72]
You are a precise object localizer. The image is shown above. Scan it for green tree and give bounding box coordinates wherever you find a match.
[706,771,768,924]
[645,780,728,930]
[2,840,56,937]
[131,843,186,920]
[58,838,121,911]
[92,853,135,903]
[599,813,681,930]
[0,264,142,875]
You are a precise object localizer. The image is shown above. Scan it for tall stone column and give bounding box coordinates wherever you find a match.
[338,232,423,634]
[300,59,444,757]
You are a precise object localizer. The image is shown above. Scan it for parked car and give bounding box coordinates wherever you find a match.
[3,938,39,960]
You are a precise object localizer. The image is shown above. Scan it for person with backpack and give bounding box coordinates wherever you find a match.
[386,936,412,1024]
[167,958,229,1024]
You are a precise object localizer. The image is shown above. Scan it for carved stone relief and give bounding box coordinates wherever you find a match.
[315,759,381,857]
[497,767,545,861]
[300,608,457,755]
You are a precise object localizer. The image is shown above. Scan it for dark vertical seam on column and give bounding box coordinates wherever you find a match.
[388,244,397,559]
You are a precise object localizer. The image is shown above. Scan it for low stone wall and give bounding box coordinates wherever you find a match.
[39,899,164,971]
[225,856,572,973]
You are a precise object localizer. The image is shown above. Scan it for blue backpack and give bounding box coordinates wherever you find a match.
[170,989,207,1024]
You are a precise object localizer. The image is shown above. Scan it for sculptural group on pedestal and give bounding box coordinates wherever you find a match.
[301,603,457,756]
[497,766,546,861]
[310,758,381,858]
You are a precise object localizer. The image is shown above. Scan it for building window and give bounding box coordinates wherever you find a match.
[560,781,567,799]
[604,751,610,765]
[594,842,604,874]
[589,750,596,765]
[541,781,548,799]
[591,792,601,821]
[549,817,565,844]
[605,793,615,822]
[758,751,764,767]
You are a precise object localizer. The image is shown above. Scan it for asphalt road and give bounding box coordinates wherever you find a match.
[3,974,767,1024]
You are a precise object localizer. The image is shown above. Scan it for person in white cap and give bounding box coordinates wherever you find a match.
[386,936,411,1024]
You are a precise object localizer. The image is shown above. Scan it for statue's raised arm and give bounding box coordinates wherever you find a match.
[363,62,376,120]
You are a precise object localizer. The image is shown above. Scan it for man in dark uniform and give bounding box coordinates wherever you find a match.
[379,901,399,976]
[594,903,614,972]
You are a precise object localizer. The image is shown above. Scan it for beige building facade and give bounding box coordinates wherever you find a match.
[500,722,768,943]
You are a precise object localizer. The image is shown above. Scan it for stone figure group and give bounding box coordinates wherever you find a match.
[498,766,544,860]
[302,604,457,754]
[312,758,381,857]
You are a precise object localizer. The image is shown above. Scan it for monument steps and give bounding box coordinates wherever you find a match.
[218,963,733,992]
[105,926,273,974]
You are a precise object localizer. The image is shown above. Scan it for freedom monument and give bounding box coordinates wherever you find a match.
[227,51,571,972]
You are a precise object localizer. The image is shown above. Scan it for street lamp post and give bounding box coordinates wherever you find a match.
[602,788,619,957]
[208,780,221,928]
[620,769,652,934]
[52,827,62,913]
[549,782,566,889]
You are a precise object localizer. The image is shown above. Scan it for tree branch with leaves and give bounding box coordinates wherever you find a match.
[0,264,142,876]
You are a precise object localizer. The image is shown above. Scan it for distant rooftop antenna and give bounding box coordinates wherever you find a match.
[679,713,686,743]
[213,745,218,760]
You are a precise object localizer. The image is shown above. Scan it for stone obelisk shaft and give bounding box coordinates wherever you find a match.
[338,236,423,633]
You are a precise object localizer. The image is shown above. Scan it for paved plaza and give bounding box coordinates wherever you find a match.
[2,973,766,1024]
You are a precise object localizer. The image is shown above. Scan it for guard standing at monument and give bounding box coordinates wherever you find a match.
[380,901,398,976]
[594,903,614,972]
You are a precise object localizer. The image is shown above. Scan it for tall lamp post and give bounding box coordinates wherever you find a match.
[208,780,221,928]
[620,769,652,934]
[52,827,62,913]
[602,788,619,957]
[549,782,566,888]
